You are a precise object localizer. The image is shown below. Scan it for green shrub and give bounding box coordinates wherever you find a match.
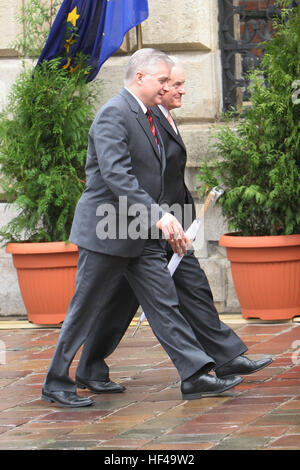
[0,58,97,242]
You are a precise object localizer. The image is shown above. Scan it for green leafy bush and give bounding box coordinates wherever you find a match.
[0,59,97,242]
[199,3,300,236]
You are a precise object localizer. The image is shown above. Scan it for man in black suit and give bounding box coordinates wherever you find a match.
[74,62,272,400]
[41,49,243,408]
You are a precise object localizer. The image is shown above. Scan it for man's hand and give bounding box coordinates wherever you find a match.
[156,213,191,256]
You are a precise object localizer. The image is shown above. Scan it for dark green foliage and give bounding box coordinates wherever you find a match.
[198,4,300,236]
[0,59,98,242]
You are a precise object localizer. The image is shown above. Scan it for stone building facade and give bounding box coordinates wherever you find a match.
[0,0,241,318]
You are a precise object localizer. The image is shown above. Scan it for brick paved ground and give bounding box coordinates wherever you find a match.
[0,316,299,451]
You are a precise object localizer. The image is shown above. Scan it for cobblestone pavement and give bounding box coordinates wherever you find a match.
[0,316,299,451]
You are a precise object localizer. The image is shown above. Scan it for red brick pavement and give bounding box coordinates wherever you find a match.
[0,317,299,450]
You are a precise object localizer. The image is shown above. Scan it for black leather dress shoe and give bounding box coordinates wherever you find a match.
[215,355,273,378]
[41,390,94,408]
[181,373,243,400]
[75,376,126,394]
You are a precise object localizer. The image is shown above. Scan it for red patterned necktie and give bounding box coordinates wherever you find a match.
[146,108,158,146]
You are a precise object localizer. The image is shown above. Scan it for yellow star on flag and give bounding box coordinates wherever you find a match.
[64,35,77,54]
[67,6,80,27]
[62,57,71,70]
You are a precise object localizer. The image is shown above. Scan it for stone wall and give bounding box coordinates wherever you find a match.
[0,0,241,317]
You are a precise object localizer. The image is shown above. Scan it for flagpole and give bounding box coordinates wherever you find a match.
[136,23,143,49]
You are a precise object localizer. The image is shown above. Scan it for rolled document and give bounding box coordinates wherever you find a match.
[167,219,201,275]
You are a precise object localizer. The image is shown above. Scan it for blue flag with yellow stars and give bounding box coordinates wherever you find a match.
[36,0,149,82]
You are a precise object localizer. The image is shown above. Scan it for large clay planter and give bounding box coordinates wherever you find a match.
[219,233,300,320]
[6,242,78,325]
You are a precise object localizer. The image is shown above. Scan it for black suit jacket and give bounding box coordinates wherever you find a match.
[152,106,196,231]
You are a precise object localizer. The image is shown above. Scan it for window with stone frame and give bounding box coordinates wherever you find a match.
[218,0,299,111]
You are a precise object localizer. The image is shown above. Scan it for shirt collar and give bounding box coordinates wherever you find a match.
[158,104,178,134]
[158,104,169,118]
[125,87,148,114]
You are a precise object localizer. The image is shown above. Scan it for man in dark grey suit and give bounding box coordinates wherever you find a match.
[41,49,244,408]
[73,62,272,399]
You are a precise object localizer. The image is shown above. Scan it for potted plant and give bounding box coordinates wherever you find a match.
[198,2,300,320]
[0,3,97,324]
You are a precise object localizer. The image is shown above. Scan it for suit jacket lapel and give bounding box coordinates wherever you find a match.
[120,88,163,165]
[152,106,186,152]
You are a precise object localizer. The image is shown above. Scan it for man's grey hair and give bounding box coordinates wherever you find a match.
[124,48,174,86]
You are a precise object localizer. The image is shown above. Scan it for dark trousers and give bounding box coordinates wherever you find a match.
[76,250,247,382]
[43,242,221,392]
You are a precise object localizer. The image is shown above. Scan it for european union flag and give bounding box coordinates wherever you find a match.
[36,0,149,82]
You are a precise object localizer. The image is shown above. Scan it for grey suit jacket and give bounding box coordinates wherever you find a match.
[70,88,166,257]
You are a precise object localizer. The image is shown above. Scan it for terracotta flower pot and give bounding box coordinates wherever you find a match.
[219,233,300,320]
[6,241,78,324]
